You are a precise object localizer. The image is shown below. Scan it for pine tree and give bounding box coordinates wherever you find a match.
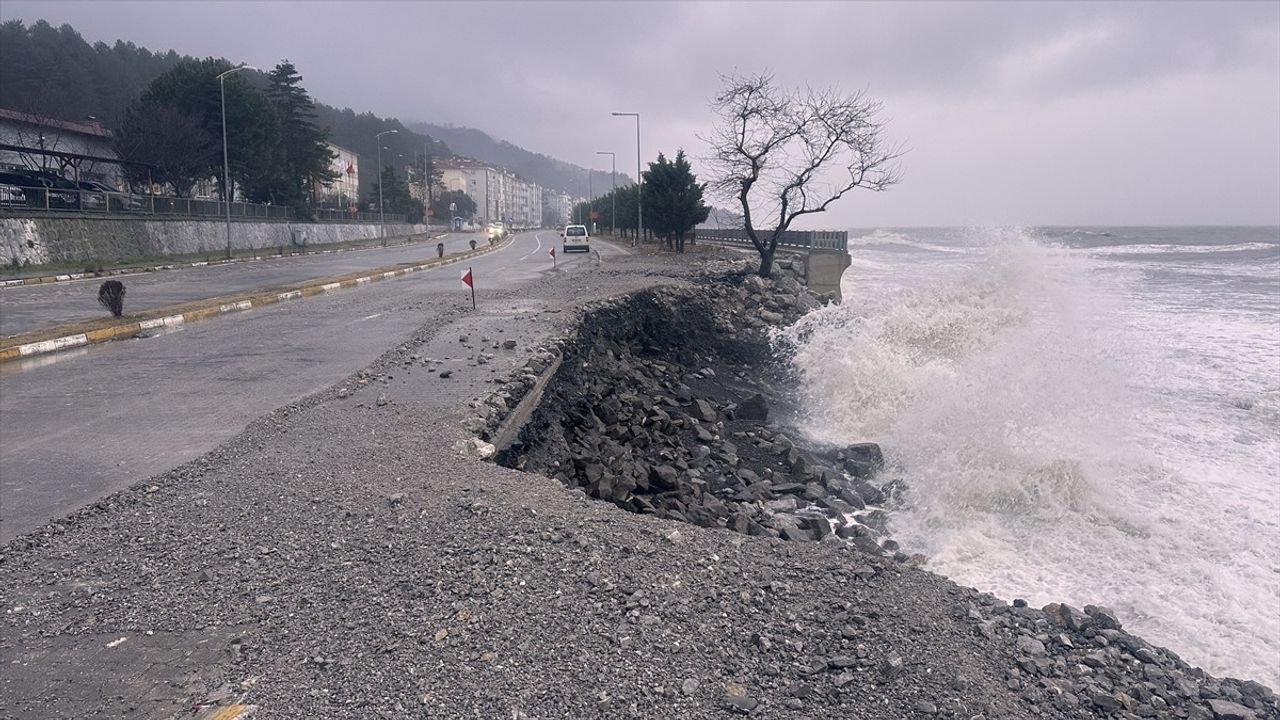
[642,150,710,252]
[266,60,336,213]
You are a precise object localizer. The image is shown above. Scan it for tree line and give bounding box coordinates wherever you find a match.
[573,150,710,252]
[0,19,454,212]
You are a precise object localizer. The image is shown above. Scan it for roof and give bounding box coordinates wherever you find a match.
[0,108,113,139]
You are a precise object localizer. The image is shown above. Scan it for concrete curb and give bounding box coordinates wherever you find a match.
[0,235,512,364]
[0,231,455,289]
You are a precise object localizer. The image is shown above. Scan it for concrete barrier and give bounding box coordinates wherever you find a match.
[0,216,433,267]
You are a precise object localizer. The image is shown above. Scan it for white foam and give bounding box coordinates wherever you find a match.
[784,227,1280,687]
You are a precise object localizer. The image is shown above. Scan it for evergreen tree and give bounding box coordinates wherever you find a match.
[431,190,476,221]
[642,150,710,252]
[370,166,423,223]
[266,60,336,212]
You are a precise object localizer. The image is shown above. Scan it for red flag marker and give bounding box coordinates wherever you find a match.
[461,266,476,308]
[549,246,556,268]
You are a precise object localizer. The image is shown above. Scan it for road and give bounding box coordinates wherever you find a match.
[0,230,621,541]
[0,232,484,336]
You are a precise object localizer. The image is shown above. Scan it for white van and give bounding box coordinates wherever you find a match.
[560,224,590,253]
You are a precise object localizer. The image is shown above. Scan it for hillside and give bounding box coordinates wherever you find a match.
[413,122,633,196]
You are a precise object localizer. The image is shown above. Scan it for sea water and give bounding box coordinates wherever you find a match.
[783,226,1280,687]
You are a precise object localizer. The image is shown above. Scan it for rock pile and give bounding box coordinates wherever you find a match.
[493,261,903,556]
[958,593,1278,719]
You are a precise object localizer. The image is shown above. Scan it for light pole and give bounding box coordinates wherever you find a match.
[376,129,399,245]
[586,170,593,234]
[596,151,615,236]
[219,64,257,260]
[611,112,641,246]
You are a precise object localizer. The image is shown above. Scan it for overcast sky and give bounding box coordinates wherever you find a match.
[6,0,1279,227]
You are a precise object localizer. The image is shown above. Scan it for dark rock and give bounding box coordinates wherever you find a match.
[1085,604,1123,630]
[842,442,884,478]
[738,393,769,422]
[692,399,718,422]
[649,465,680,490]
[1207,699,1258,720]
[502,339,517,349]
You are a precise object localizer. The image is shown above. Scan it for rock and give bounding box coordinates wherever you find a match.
[1207,699,1258,720]
[759,309,784,325]
[692,399,718,422]
[376,393,389,406]
[1089,691,1122,712]
[649,465,680,490]
[880,653,905,678]
[439,370,453,379]
[466,438,496,459]
[680,679,699,695]
[913,700,938,714]
[842,442,884,477]
[1085,604,1123,630]
[459,335,469,343]
[337,388,349,399]
[737,393,768,422]
[1043,602,1092,631]
[827,655,858,669]
[502,339,517,349]
[722,695,758,714]
[1015,636,1046,657]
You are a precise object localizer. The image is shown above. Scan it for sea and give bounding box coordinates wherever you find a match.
[782,226,1280,688]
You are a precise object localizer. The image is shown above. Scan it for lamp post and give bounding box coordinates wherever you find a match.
[376,129,399,245]
[611,112,641,246]
[219,64,258,260]
[596,151,615,236]
[586,170,593,234]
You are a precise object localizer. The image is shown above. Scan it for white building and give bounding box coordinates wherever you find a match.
[316,143,359,209]
[441,159,545,226]
[0,108,120,186]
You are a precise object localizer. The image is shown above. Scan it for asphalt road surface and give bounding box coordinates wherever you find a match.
[0,230,624,541]
[0,232,484,336]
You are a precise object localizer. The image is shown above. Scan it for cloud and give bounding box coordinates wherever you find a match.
[4,0,1278,225]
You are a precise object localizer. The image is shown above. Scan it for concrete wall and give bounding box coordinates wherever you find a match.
[802,249,853,302]
[0,216,431,267]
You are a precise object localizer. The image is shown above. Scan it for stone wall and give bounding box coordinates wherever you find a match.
[0,216,433,267]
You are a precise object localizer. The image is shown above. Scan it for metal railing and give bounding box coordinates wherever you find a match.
[696,227,848,252]
[312,208,406,224]
[0,184,292,220]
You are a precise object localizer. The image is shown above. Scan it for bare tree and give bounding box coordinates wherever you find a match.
[704,72,902,277]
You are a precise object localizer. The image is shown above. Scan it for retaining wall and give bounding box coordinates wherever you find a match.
[0,216,432,267]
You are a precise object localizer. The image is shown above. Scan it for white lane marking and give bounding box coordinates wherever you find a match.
[521,233,544,261]
[361,313,383,321]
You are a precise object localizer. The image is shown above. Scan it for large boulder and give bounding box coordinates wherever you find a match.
[737,393,769,422]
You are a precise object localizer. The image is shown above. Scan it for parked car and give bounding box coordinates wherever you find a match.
[560,224,590,253]
[0,169,80,209]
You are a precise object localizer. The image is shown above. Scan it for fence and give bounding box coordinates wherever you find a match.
[695,227,848,252]
[313,208,406,224]
[0,185,292,221]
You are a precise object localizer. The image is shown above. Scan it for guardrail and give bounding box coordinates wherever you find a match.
[695,227,848,252]
[0,184,292,220]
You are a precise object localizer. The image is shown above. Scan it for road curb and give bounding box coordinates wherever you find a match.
[0,235,512,364]
[0,231,452,289]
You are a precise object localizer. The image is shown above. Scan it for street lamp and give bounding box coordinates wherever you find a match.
[596,151,615,236]
[376,129,399,244]
[219,64,258,260]
[611,112,641,247]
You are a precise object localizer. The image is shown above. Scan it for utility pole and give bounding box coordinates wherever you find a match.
[611,112,641,246]
[596,151,615,236]
[376,129,399,245]
[218,64,257,260]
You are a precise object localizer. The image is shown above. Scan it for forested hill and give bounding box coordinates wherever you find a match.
[414,122,633,196]
[0,19,447,193]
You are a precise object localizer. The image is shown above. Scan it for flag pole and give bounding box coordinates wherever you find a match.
[469,266,476,309]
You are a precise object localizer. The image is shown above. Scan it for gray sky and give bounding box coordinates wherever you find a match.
[5,0,1279,227]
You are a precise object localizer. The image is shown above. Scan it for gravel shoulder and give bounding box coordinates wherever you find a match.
[1,246,1275,720]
